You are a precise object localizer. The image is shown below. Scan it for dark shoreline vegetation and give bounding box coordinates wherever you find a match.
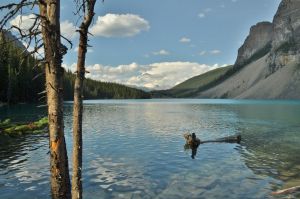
[0,31,151,105]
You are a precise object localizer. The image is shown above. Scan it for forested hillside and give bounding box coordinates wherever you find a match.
[0,31,150,104]
[63,71,151,100]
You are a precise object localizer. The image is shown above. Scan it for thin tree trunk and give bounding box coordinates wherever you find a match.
[39,1,71,199]
[72,1,96,199]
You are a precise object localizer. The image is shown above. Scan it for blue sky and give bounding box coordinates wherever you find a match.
[3,0,282,89]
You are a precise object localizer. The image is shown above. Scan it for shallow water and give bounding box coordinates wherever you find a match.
[1,99,300,199]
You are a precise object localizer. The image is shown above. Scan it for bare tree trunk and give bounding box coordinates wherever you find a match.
[72,1,96,199]
[39,1,71,199]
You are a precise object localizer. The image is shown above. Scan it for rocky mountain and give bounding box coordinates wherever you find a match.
[235,22,273,67]
[168,0,300,99]
[268,0,300,73]
[0,30,26,51]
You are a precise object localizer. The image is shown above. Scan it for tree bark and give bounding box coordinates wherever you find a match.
[39,1,71,199]
[72,1,96,199]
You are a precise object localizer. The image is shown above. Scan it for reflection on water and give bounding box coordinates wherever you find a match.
[1,99,300,198]
[183,143,199,159]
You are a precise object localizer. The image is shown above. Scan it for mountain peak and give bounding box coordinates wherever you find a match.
[235,22,273,66]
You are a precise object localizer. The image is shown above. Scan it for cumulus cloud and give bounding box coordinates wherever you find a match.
[10,14,38,31]
[152,49,170,56]
[210,50,221,55]
[63,61,226,90]
[10,15,77,40]
[60,20,77,39]
[179,37,191,43]
[90,13,150,37]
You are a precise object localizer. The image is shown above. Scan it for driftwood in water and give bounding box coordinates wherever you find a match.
[184,133,241,145]
[183,133,201,147]
[200,135,241,144]
[183,133,241,159]
[183,133,201,159]
[272,185,300,195]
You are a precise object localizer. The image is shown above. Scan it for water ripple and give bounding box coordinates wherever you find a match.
[1,100,300,198]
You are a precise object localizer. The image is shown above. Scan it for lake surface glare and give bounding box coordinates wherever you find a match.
[1,99,300,199]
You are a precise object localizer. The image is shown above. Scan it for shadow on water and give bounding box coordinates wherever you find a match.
[184,143,199,159]
[0,104,46,122]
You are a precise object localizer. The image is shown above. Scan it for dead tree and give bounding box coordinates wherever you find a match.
[1,1,71,198]
[72,1,96,199]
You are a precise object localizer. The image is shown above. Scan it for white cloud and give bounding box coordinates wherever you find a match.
[90,13,150,37]
[21,41,44,58]
[198,13,206,18]
[153,49,170,56]
[198,8,212,19]
[10,15,77,40]
[60,20,77,39]
[198,50,221,56]
[62,62,74,70]
[74,46,94,53]
[210,50,221,55]
[10,14,39,31]
[179,37,191,43]
[199,51,206,56]
[63,61,226,90]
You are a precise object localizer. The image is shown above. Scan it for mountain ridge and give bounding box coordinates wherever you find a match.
[163,0,300,99]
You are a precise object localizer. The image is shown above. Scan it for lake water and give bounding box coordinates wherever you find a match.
[1,99,300,199]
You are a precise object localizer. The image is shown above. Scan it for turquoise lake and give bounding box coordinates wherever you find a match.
[1,99,300,198]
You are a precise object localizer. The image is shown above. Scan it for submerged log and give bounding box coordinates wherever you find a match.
[183,133,241,159]
[272,185,300,195]
[184,133,241,145]
[201,135,241,144]
[183,132,201,147]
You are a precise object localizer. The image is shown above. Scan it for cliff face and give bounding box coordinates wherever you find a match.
[235,22,273,66]
[195,0,300,99]
[236,0,300,71]
[268,0,300,73]
[272,0,300,49]
[0,30,26,51]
